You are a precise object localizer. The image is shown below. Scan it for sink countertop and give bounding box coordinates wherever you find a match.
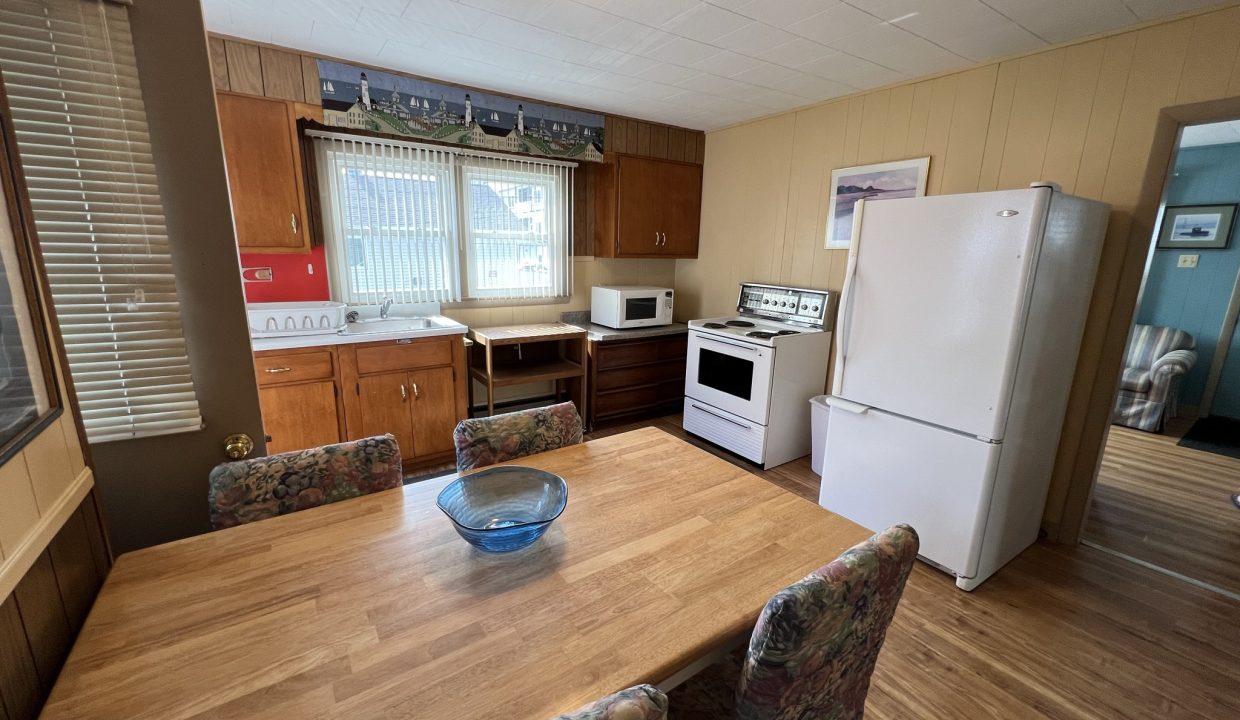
[250,319,467,352]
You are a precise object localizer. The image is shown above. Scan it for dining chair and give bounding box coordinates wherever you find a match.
[551,684,668,720]
[208,434,403,529]
[453,401,584,471]
[667,524,919,720]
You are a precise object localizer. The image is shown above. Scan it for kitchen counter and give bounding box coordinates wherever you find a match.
[250,319,467,352]
[576,322,690,343]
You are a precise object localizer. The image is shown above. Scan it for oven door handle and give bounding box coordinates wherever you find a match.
[690,403,753,430]
[695,334,760,353]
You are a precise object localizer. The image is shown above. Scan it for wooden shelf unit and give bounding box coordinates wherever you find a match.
[467,323,588,419]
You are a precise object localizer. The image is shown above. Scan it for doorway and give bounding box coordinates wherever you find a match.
[1083,118,1240,598]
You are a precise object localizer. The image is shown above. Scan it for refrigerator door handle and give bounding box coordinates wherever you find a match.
[825,396,870,414]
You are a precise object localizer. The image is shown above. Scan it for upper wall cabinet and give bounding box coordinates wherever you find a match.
[593,153,702,259]
[217,91,311,253]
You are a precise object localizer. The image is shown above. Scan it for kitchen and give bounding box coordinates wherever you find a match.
[0,1,1237,719]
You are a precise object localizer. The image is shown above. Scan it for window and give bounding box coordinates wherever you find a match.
[312,132,573,303]
[0,0,203,442]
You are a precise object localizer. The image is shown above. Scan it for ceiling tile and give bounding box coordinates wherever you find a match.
[980,0,1137,43]
[529,1,624,41]
[828,23,966,76]
[798,52,900,87]
[714,22,800,56]
[601,0,701,27]
[642,33,723,65]
[661,3,752,42]
[456,0,555,21]
[733,0,841,28]
[635,62,704,85]
[793,4,885,45]
[756,37,837,67]
[1123,0,1221,21]
[691,50,768,76]
[892,3,1045,61]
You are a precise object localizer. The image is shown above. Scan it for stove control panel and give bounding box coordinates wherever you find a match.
[737,283,833,329]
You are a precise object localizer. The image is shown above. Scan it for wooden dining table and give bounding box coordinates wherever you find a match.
[42,427,871,719]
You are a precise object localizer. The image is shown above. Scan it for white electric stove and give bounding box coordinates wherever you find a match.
[684,282,834,468]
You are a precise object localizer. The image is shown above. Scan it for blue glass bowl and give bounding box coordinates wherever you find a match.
[436,466,568,552]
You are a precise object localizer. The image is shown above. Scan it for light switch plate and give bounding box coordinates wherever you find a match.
[1178,254,1199,268]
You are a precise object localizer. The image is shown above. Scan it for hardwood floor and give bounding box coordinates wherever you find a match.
[1085,417,1240,596]
[586,414,1240,719]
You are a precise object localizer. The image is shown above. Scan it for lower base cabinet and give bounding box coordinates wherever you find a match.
[588,334,687,429]
[254,335,468,468]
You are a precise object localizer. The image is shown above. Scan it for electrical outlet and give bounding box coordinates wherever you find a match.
[1177,254,1199,268]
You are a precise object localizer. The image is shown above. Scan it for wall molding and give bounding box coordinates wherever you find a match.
[0,467,93,602]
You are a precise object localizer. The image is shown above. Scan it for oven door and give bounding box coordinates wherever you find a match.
[685,331,774,424]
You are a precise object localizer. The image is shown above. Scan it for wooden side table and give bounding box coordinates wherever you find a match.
[466,323,588,419]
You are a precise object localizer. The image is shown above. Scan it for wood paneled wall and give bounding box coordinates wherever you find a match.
[0,492,109,720]
[206,35,704,166]
[679,3,1240,541]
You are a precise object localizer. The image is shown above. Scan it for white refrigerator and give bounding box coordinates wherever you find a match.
[818,183,1109,591]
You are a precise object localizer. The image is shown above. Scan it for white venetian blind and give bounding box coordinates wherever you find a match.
[0,0,203,442]
[460,155,572,301]
[316,135,460,304]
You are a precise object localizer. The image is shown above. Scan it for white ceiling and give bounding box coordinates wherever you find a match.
[201,0,1226,130]
[1181,119,1240,147]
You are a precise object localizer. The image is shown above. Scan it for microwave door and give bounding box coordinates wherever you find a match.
[625,296,658,322]
[686,332,773,423]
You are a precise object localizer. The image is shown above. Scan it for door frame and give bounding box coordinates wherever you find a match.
[1058,95,1240,544]
[1198,264,1240,417]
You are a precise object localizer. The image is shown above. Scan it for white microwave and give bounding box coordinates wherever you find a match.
[591,285,674,329]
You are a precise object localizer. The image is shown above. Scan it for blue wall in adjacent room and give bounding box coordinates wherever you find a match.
[1137,143,1240,409]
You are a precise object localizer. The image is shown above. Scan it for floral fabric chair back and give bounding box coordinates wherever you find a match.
[734,524,919,720]
[453,402,583,472]
[552,685,667,720]
[208,434,403,529]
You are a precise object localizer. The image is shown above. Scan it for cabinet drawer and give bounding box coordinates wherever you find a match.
[595,386,660,417]
[658,335,687,359]
[594,340,660,369]
[356,339,452,375]
[595,360,686,392]
[255,351,334,386]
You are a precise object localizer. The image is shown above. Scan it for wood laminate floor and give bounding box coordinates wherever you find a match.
[586,414,1240,719]
[1085,417,1240,596]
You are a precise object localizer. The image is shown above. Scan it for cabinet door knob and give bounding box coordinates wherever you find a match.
[400,384,407,401]
[290,212,298,234]
[412,382,420,399]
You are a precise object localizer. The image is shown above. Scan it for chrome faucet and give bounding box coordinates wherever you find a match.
[379,297,394,319]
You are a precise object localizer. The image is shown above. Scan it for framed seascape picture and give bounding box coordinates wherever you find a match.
[1156,204,1236,249]
[825,157,930,249]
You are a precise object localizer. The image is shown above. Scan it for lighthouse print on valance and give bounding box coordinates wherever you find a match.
[316,60,605,162]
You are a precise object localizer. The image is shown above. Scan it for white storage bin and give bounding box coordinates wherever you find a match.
[247,301,347,338]
[810,395,830,476]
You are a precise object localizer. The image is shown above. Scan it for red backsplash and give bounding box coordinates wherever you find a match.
[239,246,331,303]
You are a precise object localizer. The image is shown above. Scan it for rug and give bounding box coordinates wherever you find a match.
[1177,415,1240,461]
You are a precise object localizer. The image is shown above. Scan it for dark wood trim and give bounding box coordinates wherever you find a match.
[0,596,38,720]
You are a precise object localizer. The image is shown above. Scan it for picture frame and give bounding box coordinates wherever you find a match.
[0,109,61,464]
[1155,204,1236,249]
[825,156,930,249]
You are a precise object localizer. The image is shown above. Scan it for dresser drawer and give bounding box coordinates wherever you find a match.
[255,351,334,386]
[355,339,453,375]
[595,360,686,392]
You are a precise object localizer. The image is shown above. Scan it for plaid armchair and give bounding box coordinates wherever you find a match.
[1112,324,1196,432]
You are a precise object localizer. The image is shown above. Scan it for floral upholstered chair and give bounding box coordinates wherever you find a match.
[208,434,403,530]
[453,401,583,472]
[552,685,668,720]
[668,524,919,720]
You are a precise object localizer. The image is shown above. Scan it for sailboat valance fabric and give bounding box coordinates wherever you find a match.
[316,60,606,163]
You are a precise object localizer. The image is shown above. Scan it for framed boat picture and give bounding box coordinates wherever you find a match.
[1156,204,1236,249]
[825,157,930,249]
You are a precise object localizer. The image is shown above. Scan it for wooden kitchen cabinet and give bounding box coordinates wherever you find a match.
[340,336,469,469]
[253,348,344,454]
[593,153,702,259]
[588,333,687,428]
[217,91,311,253]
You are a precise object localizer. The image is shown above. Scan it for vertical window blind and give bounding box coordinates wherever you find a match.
[0,0,203,442]
[312,131,573,303]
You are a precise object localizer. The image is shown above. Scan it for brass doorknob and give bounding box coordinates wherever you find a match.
[223,433,254,460]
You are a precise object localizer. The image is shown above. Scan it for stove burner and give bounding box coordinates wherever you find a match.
[725,320,755,327]
[702,322,727,329]
[746,331,777,339]
[776,329,800,335]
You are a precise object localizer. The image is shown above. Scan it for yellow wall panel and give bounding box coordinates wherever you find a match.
[679,3,1240,535]
[0,455,38,558]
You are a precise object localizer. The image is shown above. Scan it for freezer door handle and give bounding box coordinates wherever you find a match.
[825,396,870,414]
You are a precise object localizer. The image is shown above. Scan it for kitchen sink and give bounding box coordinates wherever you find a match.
[340,316,464,336]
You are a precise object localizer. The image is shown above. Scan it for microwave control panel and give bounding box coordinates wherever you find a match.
[738,283,833,329]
